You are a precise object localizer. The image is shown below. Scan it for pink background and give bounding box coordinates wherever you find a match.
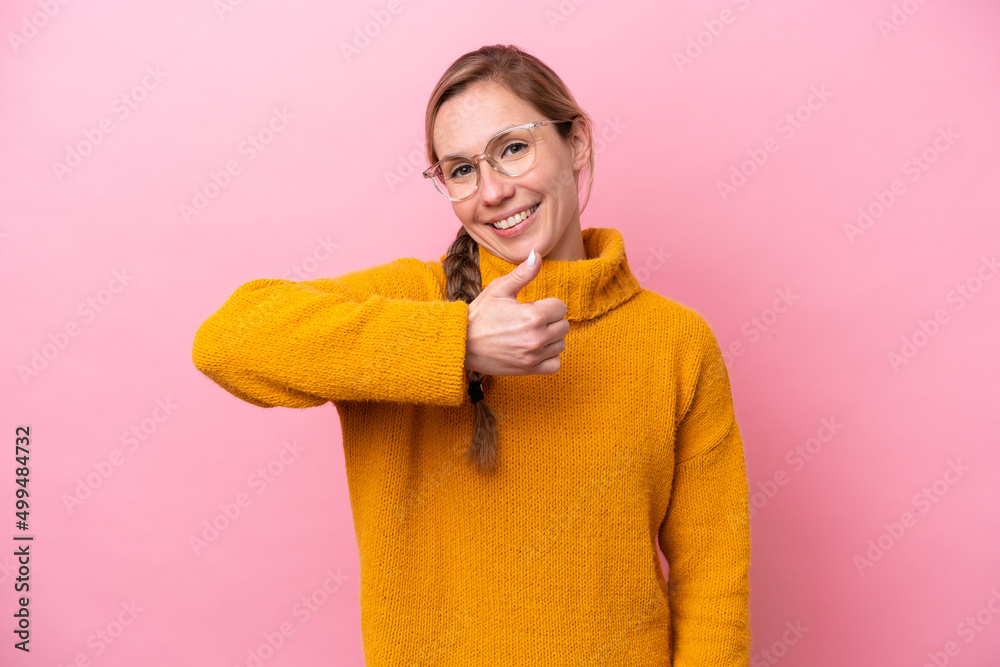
[3,0,999,665]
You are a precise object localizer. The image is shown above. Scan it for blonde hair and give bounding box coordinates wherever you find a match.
[425,44,596,474]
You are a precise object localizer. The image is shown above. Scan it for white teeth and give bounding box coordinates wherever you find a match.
[492,203,538,229]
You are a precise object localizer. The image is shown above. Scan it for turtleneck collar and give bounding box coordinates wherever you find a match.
[455,227,642,322]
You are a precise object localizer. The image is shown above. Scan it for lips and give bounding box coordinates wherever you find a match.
[487,202,539,238]
[489,202,540,229]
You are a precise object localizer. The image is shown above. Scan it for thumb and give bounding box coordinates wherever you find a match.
[487,248,542,299]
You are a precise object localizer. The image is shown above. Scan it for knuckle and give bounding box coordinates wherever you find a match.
[526,309,545,328]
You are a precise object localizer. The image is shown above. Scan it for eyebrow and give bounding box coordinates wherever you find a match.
[438,122,525,160]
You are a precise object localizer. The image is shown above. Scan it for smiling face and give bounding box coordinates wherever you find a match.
[432,81,591,263]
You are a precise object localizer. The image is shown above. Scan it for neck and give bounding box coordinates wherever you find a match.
[545,217,587,261]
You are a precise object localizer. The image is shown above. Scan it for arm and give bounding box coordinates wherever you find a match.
[658,317,752,665]
[191,257,469,408]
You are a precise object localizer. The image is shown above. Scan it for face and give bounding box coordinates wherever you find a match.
[432,81,591,263]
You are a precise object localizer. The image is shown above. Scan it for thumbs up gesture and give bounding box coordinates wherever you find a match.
[464,249,570,376]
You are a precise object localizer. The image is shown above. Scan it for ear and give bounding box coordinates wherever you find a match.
[569,118,592,173]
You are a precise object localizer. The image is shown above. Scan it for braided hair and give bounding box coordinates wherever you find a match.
[425,45,596,473]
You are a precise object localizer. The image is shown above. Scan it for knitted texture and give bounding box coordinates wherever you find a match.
[192,227,752,666]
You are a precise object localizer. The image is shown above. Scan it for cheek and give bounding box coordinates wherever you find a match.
[453,202,474,224]
[543,166,575,198]
[523,163,562,195]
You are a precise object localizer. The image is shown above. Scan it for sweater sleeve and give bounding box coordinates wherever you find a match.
[658,317,752,666]
[191,257,469,408]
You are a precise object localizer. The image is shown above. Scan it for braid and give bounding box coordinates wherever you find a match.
[427,44,597,472]
[443,226,500,474]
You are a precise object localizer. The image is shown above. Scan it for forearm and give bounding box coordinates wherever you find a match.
[661,426,752,665]
[192,277,469,408]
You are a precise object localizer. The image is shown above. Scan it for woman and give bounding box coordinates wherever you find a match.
[193,44,751,666]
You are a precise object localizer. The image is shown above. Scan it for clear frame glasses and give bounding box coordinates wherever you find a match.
[423,119,573,202]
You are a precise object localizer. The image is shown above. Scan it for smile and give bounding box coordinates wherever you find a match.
[491,203,539,230]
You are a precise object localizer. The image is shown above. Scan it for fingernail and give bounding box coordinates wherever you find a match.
[527,249,536,267]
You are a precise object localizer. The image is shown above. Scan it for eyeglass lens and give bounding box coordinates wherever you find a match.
[433,126,537,200]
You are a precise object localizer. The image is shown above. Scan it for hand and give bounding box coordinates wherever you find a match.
[464,249,569,376]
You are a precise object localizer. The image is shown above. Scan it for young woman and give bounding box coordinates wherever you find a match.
[193,44,751,666]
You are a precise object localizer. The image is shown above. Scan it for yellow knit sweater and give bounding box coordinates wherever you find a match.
[192,227,751,666]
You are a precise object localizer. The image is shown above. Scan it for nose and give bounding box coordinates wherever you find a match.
[475,158,514,206]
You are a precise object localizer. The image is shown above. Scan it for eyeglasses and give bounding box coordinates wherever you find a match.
[423,120,573,201]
